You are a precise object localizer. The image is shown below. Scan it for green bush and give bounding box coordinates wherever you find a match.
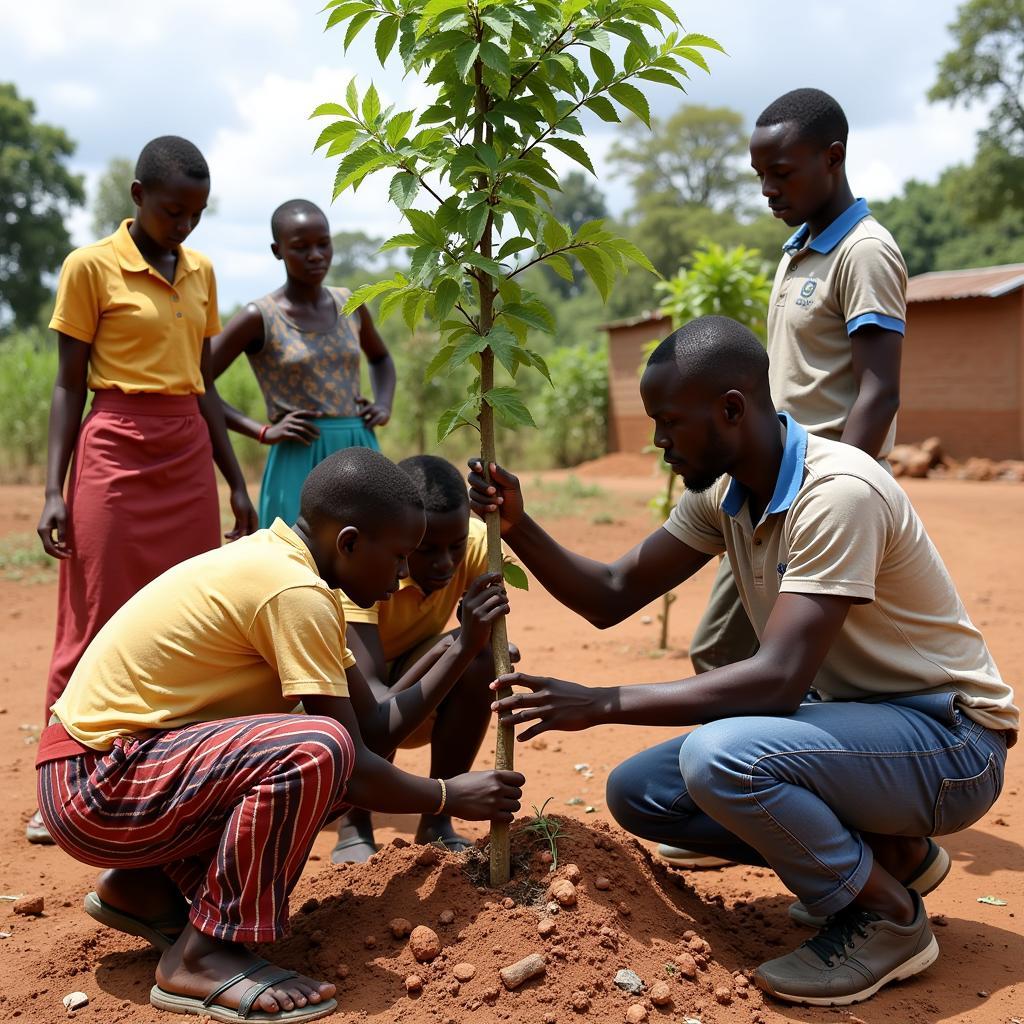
[538,342,608,468]
[0,329,55,481]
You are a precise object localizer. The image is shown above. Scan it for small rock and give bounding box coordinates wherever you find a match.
[563,863,582,884]
[613,969,644,995]
[482,986,500,1002]
[733,974,749,989]
[550,879,577,907]
[625,1004,648,1023]
[300,897,319,914]
[409,925,441,963]
[617,901,631,917]
[931,914,948,927]
[363,935,377,949]
[438,909,456,925]
[13,895,43,916]
[546,901,561,916]
[502,897,516,910]
[62,992,88,1013]
[453,962,476,982]
[392,836,410,848]
[417,846,441,866]
[649,980,672,1006]
[539,850,554,865]
[538,917,557,938]
[571,990,591,1012]
[447,980,461,996]
[500,953,547,990]
[335,965,350,980]
[594,876,611,891]
[389,917,413,939]
[714,984,732,1005]
[405,974,423,994]
[673,953,697,979]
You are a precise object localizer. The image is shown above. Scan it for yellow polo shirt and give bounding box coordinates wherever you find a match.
[341,517,490,662]
[767,200,907,457]
[49,219,220,394]
[664,414,1018,733]
[53,519,355,751]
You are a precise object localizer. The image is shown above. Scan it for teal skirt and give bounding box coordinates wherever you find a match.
[258,416,380,528]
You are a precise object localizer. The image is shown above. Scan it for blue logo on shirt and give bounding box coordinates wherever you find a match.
[777,562,788,579]
[795,279,817,308]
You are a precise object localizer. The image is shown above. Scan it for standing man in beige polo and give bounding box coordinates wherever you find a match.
[687,89,907,704]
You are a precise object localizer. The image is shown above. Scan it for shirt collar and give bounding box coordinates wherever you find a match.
[782,198,871,255]
[110,218,200,278]
[269,518,321,576]
[721,412,807,520]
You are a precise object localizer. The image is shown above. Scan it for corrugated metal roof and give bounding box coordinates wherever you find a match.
[908,264,1024,302]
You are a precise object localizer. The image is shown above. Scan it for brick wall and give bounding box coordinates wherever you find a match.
[606,315,672,453]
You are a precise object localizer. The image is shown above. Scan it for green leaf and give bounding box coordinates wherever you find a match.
[486,324,520,376]
[379,231,423,251]
[417,0,467,37]
[481,7,513,39]
[462,204,489,246]
[344,277,403,313]
[544,253,575,281]
[679,31,725,52]
[385,110,415,147]
[335,151,394,195]
[542,216,570,252]
[454,41,479,80]
[310,102,350,118]
[584,95,620,123]
[483,387,536,429]
[523,348,553,384]
[545,137,596,175]
[463,251,503,278]
[501,303,555,334]
[344,9,374,50]
[637,68,684,89]
[375,16,399,63]
[676,46,711,74]
[574,246,614,300]
[409,244,438,284]
[404,209,445,245]
[325,2,370,30]
[313,120,358,152]
[433,279,461,321]
[450,332,490,368]
[388,172,419,210]
[403,290,429,332]
[502,560,529,591]
[437,400,478,442]
[497,236,534,259]
[609,81,651,126]
[346,78,359,115]
[377,285,409,324]
[589,47,615,83]
[637,0,680,24]
[362,83,381,123]
[605,237,659,275]
[425,344,456,380]
[418,103,453,125]
[479,41,510,79]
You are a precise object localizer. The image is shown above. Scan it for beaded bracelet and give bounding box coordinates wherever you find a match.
[257,424,269,444]
[435,777,447,815]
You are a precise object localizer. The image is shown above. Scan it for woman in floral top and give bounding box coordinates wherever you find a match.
[213,199,396,527]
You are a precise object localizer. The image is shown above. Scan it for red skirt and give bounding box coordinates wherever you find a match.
[44,391,221,717]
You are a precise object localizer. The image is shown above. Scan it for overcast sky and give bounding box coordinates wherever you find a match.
[3,0,985,308]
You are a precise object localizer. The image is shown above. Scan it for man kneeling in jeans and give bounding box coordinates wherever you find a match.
[471,316,1017,1007]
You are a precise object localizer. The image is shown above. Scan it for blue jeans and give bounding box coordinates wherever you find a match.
[606,693,1007,918]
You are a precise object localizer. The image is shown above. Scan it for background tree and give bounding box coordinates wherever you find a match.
[0,83,85,331]
[91,156,135,237]
[316,0,720,884]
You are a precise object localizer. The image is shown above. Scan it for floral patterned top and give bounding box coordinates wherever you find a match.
[247,286,362,421]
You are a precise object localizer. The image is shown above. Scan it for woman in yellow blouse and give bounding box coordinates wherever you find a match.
[31,137,257,842]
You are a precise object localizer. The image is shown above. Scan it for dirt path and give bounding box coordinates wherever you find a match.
[0,472,1020,1023]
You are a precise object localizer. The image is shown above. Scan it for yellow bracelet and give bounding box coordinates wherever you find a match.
[435,777,447,815]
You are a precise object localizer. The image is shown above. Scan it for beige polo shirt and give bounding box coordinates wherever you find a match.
[664,415,1018,733]
[767,200,907,457]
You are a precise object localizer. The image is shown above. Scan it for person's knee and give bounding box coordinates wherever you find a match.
[678,721,746,808]
[293,716,354,786]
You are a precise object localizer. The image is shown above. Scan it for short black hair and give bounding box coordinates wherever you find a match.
[300,447,424,531]
[398,455,469,515]
[271,199,329,243]
[755,88,848,148]
[647,315,770,395]
[135,136,209,188]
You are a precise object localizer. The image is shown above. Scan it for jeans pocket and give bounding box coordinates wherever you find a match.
[931,754,1002,836]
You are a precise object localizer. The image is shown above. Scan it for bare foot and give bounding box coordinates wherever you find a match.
[97,867,188,934]
[156,925,335,1015]
[415,815,472,852]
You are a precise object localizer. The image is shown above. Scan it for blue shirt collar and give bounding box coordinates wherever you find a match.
[722,412,807,521]
[783,197,871,255]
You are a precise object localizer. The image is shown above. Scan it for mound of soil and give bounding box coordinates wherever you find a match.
[267,818,766,1023]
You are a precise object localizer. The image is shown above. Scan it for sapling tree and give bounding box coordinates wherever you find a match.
[316,0,720,885]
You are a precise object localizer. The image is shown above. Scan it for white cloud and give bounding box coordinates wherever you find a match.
[48,81,99,110]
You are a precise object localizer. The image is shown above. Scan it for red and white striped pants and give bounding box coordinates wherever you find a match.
[37,714,354,943]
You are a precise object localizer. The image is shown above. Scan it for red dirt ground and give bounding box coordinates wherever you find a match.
[0,467,1021,1024]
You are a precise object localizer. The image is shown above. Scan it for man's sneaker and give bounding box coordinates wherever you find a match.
[25,809,54,845]
[755,891,938,1006]
[655,844,735,869]
[789,839,950,928]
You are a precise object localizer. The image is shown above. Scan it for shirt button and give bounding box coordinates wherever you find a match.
[754,538,762,546]
[176,312,183,318]
[172,294,180,302]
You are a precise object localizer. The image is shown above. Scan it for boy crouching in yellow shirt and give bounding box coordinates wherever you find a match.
[36,447,522,1023]
[334,455,517,861]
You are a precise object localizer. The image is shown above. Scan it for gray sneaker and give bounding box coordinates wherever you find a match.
[656,844,735,869]
[755,891,939,1006]
[789,838,950,928]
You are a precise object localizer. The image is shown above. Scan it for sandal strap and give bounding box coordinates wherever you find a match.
[238,970,300,1018]
[202,958,270,1009]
